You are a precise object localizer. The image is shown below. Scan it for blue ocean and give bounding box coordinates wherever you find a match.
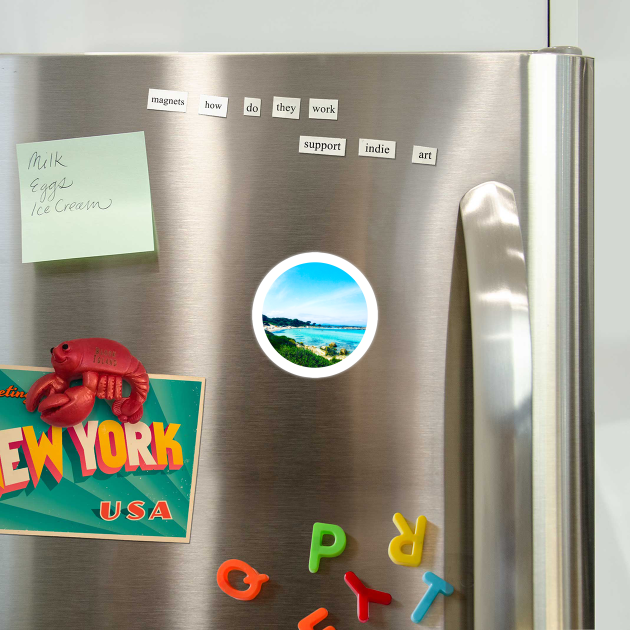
[272,328,365,352]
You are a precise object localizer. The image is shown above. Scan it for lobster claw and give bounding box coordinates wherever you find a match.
[112,398,144,424]
[25,373,67,413]
[37,386,96,428]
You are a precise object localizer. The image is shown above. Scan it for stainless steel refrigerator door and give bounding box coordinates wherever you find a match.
[0,52,593,629]
[460,181,533,630]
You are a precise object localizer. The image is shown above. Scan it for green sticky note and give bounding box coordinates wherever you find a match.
[16,132,155,263]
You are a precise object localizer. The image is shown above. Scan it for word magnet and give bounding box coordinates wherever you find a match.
[147,88,187,112]
[388,512,427,567]
[358,138,396,159]
[308,98,338,120]
[309,522,346,573]
[216,559,269,601]
[272,96,300,119]
[198,95,228,118]
[411,145,438,165]
[299,136,346,157]
[244,97,261,117]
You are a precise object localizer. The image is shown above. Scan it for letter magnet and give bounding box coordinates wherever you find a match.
[217,559,269,601]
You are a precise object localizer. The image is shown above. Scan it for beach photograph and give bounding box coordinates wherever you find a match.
[262,262,368,368]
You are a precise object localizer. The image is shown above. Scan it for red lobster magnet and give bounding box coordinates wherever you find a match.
[26,338,149,428]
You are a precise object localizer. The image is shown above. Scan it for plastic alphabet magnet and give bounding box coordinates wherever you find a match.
[298,608,335,630]
[388,512,427,567]
[410,572,454,623]
[344,571,392,622]
[309,522,347,573]
[216,559,269,601]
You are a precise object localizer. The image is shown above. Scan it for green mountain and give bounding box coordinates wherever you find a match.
[262,315,315,327]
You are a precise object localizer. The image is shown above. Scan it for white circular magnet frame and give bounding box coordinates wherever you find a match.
[252,253,378,378]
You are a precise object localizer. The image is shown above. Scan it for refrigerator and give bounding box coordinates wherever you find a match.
[0,50,593,629]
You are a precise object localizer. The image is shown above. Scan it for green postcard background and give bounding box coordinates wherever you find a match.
[0,367,204,542]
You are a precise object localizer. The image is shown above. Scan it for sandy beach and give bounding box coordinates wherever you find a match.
[264,326,352,362]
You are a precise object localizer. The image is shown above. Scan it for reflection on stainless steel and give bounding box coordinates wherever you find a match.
[460,182,533,630]
[0,52,593,629]
[527,52,595,630]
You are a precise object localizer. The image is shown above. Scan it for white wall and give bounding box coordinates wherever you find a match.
[0,0,547,53]
[576,1,629,627]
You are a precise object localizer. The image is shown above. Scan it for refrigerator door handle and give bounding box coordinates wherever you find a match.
[460,181,533,629]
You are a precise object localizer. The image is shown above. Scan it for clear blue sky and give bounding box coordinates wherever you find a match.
[263,263,368,326]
